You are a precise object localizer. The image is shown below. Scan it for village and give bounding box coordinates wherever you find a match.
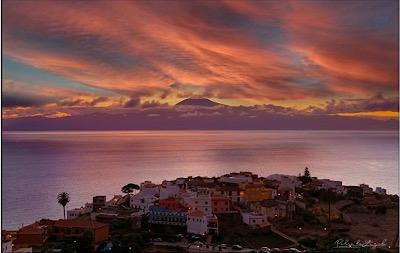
[2,169,398,253]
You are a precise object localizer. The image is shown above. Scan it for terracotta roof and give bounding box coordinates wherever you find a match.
[188,210,206,217]
[53,219,107,229]
[18,222,45,235]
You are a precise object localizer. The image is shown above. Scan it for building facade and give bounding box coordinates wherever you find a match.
[147,207,187,226]
[186,210,218,235]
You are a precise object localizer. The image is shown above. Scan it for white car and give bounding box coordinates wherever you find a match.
[260,246,271,253]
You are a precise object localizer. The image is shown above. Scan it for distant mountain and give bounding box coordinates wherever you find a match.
[175,98,223,107]
[3,110,398,131]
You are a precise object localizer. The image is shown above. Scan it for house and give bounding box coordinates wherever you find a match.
[267,174,301,191]
[90,208,134,226]
[211,196,236,213]
[140,181,160,195]
[130,191,158,213]
[2,239,13,252]
[241,211,270,228]
[159,197,185,211]
[51,219,109,244]
[312,179,347,195]
[160,181,182,199]
[147,207,187,226]
[210,185,241,203]
[239,182,277,202]
[251,199,293,221]
[93,196,107,211]
[186,210,218,235]
[67,203,93,219]
[183,188,212,215]
[345,186,363,199]
[218,172,256,185]
[375,187,387,195]
[360,184,374,196]
[13,222,48,251]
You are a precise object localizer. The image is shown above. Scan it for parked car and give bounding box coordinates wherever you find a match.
[219,244,228,249]
[271,248,281,253]
[260,246,272,253]
[282,249,302,253]
[233,245,243,250]
[153,238,162,242]
[289,248,302,253]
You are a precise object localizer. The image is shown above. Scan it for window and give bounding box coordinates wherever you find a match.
[205,208,208,211]
[205,201,208,204]
[252,219,255,223]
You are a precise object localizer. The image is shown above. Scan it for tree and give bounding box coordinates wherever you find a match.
[298,167,312,184]
[320,189,337,227]
[57,192,70,219]
[304,167,311,178]
[121,183,140,194]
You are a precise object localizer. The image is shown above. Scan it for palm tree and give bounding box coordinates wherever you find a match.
[121,183,140,194]
[57,192,70,219]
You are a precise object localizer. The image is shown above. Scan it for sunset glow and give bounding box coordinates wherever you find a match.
[2,0,398,129]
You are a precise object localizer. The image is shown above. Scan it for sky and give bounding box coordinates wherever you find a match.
[2,0,399,129]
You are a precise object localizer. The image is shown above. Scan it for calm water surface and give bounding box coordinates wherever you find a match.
[2,130,398,229]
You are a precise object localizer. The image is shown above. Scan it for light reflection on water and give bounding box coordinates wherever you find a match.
[2,130,398,229]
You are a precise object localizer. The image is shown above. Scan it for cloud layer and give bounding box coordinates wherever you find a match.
[2,0,398,124]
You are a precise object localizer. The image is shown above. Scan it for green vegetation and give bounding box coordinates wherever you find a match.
[213,214,292,248]
[121,183,140,194]
[375,205,387,215]
[299,167,312,184]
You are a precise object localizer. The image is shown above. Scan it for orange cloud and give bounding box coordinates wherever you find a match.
[2,0,398,119]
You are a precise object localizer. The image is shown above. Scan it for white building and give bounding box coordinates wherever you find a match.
[2,240,13,253]
[187,210,218,235]
[141,181,160,195]
[130,191,158,213]
[67,202,93,219]
[251,199,289,220]
[315,179,347,195]
[183,188,212,215]
[241,211,270,228]
[267,174,301,191]
[129,181,161,213]
[160,181,182,199]
[375,187,387,195]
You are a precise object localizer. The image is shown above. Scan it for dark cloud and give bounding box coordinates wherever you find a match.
[314,94,399,114]
[2,94,50,108]
[3,103,397,131]
[124,97,140,108]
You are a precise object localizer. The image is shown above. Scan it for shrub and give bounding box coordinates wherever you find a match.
[375,205,387,215]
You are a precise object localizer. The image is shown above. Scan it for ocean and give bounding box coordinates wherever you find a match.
[2,130,398,229]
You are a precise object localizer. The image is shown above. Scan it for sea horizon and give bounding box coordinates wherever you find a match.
[3,130,398,229]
